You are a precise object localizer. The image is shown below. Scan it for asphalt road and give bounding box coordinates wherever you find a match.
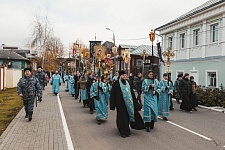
[59,90,225,150]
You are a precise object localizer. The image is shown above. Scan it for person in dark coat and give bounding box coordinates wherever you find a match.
[190,76,198,111]
[74,71,80,100]
[179,73,192,113]
[110,70,145,138]
[86,72,95,114]
[34,66,46,101]
[17,68,41,121]
[135,73,143,106]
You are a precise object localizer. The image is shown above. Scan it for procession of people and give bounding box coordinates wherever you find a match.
[17,66,198,138]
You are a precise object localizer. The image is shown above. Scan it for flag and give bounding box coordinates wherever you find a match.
[157,42,165,63]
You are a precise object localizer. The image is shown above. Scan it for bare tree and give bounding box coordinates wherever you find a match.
[27,13,64,71]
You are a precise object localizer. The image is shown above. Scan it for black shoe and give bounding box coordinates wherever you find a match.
[25,113,28,118]
[90,111,93,114]
[97,120,101,125]
[120,134,126,138]
[146,127,150,132]
[170,108,174,111]
[163,117,168,121]
[176,99,180,104]
[193,108,197,111]
[150,120,155,129]
[28,111,33,121]
[72,94,75,97]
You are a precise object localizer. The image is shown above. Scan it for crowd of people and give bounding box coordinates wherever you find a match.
[17,67,198,138]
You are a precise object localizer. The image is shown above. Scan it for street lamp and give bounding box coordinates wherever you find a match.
[149,29,155,70]
[106,28,115,46]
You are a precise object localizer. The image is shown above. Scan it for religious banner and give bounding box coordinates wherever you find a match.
[89,41,101,58]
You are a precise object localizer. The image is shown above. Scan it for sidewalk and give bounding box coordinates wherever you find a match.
[171,98,225,113]
[0,85,69,150]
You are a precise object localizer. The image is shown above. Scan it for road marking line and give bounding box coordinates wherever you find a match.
[57,94,75,150]
[158,117,212,141]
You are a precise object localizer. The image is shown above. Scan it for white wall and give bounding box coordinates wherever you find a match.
[6,69,22,88]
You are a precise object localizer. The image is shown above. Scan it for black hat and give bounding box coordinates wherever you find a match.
[37,66,42,69]
[24,68,32,72]
[119,70,126,76]
[190,76,194,79]
[177,74,182,78]
[163,73,168,77]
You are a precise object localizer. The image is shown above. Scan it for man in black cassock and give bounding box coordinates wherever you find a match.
[110,70,145,138]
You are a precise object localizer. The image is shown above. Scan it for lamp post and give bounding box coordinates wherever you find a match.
[162,47,175,81]
[106,28,115,46]
[149,29,155,70]
[140,49,148,78]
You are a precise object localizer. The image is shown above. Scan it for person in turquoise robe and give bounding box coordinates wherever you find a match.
[158,73,174,121]
[90,76,108,124]
[68,75,71,92]
[63,73,69,92]
[142,70,161,132]
[50,70,62,95]
[102,77,112,106]
[69,75,75,97]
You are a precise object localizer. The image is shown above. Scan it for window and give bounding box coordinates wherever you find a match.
[168,37,173,49]
[193,29,200,46]
[210,24,218,43]
[180,33,185,48]
[207,72,216,87]
[136,60,142,66]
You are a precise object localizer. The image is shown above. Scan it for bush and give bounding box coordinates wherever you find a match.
[197,84,225,107]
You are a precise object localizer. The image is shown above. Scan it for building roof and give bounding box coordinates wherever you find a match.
[156,0,225,30]
[130,45,158,57]
[0,50,29,61]
[173,55,225,63]
[119,44,138,50]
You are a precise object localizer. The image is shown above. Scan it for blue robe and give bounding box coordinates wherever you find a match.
[90,81,108,120]
[104,83,112,105]
[50,74,62,94]
[68,75,71,92]
[69,76,75,95]
[63,74,69,91]
[142,78,161,122]
[158,80,174,117]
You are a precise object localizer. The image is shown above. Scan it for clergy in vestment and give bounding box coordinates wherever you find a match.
[50,70,62,95]
[90,76,108,124]
[69,74,75,97]
[63,73,69,92]
[110,70,145,138]
[142,70,161,132]
[158,73,174,121]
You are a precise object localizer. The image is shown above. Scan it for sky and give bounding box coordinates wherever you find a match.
[0,0,209,53]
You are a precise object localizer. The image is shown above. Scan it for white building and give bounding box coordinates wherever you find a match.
[156,0,225,88]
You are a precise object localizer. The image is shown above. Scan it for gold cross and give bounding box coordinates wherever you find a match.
[140,50,148,63]
[162,47,175,73]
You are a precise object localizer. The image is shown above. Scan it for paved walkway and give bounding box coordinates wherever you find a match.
[0,85,70,150]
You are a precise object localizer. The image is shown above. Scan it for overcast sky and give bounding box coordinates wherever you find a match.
[0,0,209,51]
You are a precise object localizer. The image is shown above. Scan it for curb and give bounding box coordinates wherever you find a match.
[172,98,225,113]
